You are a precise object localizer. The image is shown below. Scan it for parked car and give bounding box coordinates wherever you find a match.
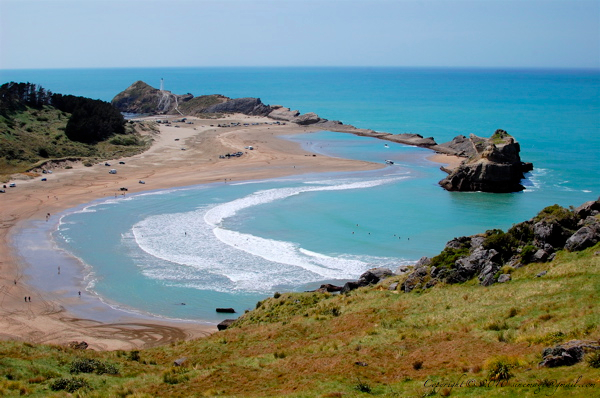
[9,183,16,187]
[41,178,47,181]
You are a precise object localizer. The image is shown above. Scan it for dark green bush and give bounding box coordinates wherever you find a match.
[429,246,470,269]
[50,376,90,392]
[70,358,119,375]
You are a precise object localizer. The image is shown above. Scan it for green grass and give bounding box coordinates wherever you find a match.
[1,243,598,397]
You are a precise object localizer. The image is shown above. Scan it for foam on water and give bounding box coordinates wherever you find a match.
[131,176,409,293]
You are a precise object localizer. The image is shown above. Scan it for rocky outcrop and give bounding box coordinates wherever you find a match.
[438,130,533,193]
[203,97,272,116]
[340,267,395,293]
[432,135,476,157]
[268,105,300,121]
[539,340,600,368]
[292,112,321,125]
[111,81,193,115]
[112,81,271,117]
[400,198,600,291]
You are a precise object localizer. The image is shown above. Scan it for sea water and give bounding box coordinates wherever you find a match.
[2,67,598,323]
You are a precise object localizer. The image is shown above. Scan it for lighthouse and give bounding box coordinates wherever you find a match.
[160,78,164,92]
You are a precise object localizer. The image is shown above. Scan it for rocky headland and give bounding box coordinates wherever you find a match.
[311,197,600,294]
[112,81,532,193]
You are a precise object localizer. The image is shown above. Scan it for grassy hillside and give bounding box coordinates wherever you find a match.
[1,242,598,397]
[0,105,152,180]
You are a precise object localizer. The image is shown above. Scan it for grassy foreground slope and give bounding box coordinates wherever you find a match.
[1,242,598,397]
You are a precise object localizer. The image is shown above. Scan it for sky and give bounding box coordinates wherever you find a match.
[0,0,598,70]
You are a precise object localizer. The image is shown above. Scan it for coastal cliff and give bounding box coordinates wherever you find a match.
[437,130,533,193]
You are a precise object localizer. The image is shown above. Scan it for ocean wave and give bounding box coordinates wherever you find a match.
[131,177,408,293]
[205,176,408,226]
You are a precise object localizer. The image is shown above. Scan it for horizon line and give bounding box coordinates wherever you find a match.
[1,65,599,73]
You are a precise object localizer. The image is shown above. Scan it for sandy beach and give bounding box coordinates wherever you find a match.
[0,115,462,350]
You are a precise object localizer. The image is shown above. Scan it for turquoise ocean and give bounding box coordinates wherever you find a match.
[2,67,599,324]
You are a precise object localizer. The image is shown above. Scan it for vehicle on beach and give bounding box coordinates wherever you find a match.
[109,169,117,174]
[139,180,145,184]
[119,161,125,164]
[9,183,16,187]
[105,162,111,166]
[0,189,5,193]
[41,178,47,181]
[119,187,128,191]
[385,160,394,165]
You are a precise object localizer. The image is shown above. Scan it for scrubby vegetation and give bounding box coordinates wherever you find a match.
[0,239,598,397]
[0,82,152,179]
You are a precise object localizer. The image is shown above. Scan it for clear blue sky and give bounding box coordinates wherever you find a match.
[1,0,598,70]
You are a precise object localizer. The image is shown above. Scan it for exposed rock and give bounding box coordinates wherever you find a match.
[497,274,511,283]
[268,106,300,121]
[112,81,193,114]
[536,271,547,277]
[68,341,88,350]
[388,282,399,291]
[574,200,600,219]
[340,281,361,294]
[565,222,600,251]
[539,340,600,368]
[438,130,532,193]
[112,81,272,117]
[316,283,343,293]
[359,267,395,285]
[292,112,321,125]
[173,357,187,367]
[433,135,476,157]
[216,308,236,313]
[401,265,431,292]
[203,97,272,116]
[217,319,236,331]
[384,133,437,147]
[532,249,550,262]
[339,267,395,293]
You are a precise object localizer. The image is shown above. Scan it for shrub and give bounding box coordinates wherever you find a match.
[162,368,190,385]
[429,246,470,269]
[109,135,140,146]
[50,376,90,393]
[485,356,521,381]
[586,351,600,368]
[520,245,537,264]
[128,350,141,362]
[507,307,519,318]
[412,360,423,370]
[70,358,119,375]
[354,378,372,393]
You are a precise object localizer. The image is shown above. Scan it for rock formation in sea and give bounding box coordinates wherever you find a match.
[436,130,534,193]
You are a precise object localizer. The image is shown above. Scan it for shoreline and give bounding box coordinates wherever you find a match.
[1,114,462,350]
[0,114,388,350]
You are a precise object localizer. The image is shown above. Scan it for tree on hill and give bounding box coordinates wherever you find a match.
[51,93,125,143]
[1,82,126,144]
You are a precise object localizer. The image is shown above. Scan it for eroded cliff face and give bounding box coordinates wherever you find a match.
[111,81,194,115]
[111,81,269,116]
[438,130,533,193]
